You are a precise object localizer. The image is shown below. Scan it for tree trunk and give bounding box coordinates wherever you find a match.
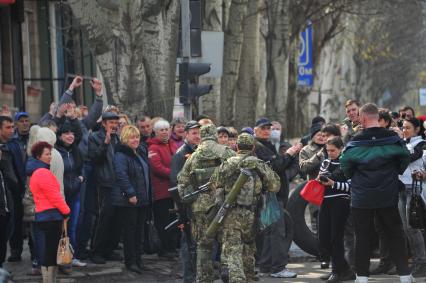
[67,0,180,121]
[234,0,261,130]
[264,0,290,125]
[219,0,249,125]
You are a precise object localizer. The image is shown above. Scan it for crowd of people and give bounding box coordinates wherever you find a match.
[0,74,425,283]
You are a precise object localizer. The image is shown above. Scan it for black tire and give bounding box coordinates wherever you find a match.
[287,181,319,257]
[282,209,294,244]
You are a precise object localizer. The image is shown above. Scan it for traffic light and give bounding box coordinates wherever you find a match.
[179,62,213,105]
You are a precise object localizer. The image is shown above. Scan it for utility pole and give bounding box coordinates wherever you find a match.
[181,0,191,120]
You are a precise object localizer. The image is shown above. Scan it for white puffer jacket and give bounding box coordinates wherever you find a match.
[399,136,425,186]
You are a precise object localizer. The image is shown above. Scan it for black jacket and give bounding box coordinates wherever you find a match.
[55,141,83,199]
[170,141,196,188]
[254,138,294,203]
[88,127,119,188]
[340,127,410,209]
[0,143,19,197]
[111,143,151,207]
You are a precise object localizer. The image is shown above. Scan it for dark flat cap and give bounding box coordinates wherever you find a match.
[185,120,201,131]
[102,112,119,121]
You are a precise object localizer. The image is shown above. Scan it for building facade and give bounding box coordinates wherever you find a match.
[0,0,98,120]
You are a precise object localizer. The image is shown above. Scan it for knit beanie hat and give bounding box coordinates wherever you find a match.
[310,123,323,139]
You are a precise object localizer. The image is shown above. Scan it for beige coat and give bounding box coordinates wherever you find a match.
[299,141,324,180]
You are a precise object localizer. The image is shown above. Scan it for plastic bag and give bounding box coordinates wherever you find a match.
[57,220,73,265]
[259,192,283,231]
[300,180,325,206]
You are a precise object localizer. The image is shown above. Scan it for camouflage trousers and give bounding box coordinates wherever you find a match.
[192,212,215,283]
[221,208,256,283]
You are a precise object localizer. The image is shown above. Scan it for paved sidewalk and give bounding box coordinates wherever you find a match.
[4,242,425,282]
[3,247,181,283]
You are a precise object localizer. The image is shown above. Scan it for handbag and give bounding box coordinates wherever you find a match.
[57,220,74,265]
[408,178,426,229]
[143,209,161,254]
[300,180,325,206]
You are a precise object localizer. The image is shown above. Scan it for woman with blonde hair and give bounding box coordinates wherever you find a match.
[112,125,151,274]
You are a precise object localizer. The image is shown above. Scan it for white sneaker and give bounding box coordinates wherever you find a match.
[270,268,297,278]
[400,274,415,283]
[355,276,369,283]
[72,259,87,267]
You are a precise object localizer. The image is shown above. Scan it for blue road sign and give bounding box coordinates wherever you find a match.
[298,24,313,87]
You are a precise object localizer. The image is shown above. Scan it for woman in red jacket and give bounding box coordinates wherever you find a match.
[27,141,70,283]
[148,119,178,257]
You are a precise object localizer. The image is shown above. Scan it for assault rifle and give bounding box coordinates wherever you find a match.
[181,182,211,202]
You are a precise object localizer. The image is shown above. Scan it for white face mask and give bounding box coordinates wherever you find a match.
[270,129,281,143]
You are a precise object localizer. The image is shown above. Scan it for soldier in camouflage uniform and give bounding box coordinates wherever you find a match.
[210,133,280,283]
[177,124,235,283]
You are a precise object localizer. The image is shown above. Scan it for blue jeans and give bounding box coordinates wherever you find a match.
[66,192,81,250]
[75,163,97,258]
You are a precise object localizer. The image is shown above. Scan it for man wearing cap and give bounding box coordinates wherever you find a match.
[88,112,122,264]
[13,112,30,156]
[210,133,280,282]
[254,117,301,278]
[170,120,201,283]
[178,124,235,283]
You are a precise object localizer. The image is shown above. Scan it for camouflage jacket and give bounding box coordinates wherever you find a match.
[210,152,280,208]
[177,139,235,213]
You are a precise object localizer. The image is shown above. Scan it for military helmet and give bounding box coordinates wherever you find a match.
[237,133,254,147]
[200,124,217,140]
